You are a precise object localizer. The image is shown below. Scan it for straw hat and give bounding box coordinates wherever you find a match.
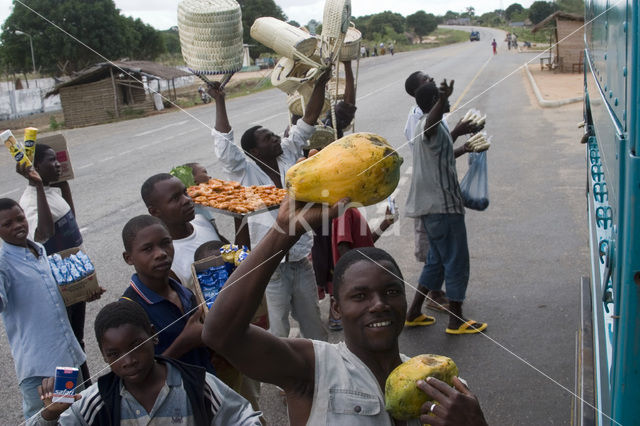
[178,0,244,74]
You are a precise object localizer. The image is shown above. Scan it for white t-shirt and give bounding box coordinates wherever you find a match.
[211,120,315,261]
[405,106,450,145]
[19,185,71,241]
[171,215,221,291]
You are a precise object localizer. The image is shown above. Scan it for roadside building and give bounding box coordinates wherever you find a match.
[47,61,190,127]
[532,11,585,72]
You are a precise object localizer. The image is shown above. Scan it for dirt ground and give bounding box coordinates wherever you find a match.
[528,65,583,101]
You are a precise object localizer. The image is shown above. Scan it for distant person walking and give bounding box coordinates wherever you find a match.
[491,39,497,55]
[389,42,394,56]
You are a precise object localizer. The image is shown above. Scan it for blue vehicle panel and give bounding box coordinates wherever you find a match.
[582,0,640,425]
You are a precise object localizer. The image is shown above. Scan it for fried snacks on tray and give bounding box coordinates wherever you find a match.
[187,178,287,214]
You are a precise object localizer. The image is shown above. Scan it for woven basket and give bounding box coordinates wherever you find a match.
[322,0,351,39]
[309,125,336,150]
[339,26,361,61]
[271,57,318,94]
[251,17,318,59]
[177,0,244,75]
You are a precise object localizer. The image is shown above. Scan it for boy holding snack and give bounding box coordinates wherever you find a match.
[120,214,214,372]
[0,198,86,419]
[28,300,261,425]
[17,143,99,384]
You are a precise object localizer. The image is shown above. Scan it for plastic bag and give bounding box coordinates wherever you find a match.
[460,151,489,211]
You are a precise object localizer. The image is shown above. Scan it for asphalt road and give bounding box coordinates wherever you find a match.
[0,26,587,424]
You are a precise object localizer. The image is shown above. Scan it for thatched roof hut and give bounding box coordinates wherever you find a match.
[532,11,585,72]
[48,61,190,127]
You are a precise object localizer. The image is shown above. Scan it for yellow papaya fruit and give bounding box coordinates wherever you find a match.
[385,354,458,420]
[285,132,403,205]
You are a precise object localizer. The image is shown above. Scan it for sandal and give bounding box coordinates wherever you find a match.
[328,316,343,331]
[445,320,487,335]
[404,313,436,327]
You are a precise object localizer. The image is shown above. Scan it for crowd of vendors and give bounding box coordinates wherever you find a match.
[0,44,492,424]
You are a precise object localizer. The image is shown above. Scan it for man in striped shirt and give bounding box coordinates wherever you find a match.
[28,301,261,425]
[404,80,488,335]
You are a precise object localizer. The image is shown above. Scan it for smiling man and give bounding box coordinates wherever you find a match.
[203,198,488,425]
[141,173,222,290]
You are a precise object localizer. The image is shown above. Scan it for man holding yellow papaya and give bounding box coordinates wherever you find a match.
[208,70,331,341]
[405,79,488,334]
[203,197,488,425]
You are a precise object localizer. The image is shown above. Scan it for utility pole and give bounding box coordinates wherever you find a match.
[15,30,36,74]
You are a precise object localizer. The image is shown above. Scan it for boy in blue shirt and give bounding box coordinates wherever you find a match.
[0,198,86,419]
[120,214,214,372]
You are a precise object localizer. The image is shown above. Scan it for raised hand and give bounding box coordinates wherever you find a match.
[207,81,225,102]
[16,162,42,186]
[439,79,455,99]
[275,196,348,237]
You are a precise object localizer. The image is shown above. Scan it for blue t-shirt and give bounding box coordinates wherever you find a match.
[121,275,213,373]
[0,240,85,382]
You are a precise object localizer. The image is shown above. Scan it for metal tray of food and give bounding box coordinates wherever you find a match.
[198,203,280,218]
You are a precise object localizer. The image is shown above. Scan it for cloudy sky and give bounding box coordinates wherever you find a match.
[2,0,534,31]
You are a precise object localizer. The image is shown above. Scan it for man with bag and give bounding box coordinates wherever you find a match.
[404,79,489,334]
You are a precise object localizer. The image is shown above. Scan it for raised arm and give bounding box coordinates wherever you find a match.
[301,68,332,126]
[203,197,344,390]
[208,82,231,133]
[17,163,55,242]
[50,181,75,216]
[208,83,247,179]
[342,60,355,106]
[425,79,454,139]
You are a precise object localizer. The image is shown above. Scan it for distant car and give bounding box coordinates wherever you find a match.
[470,31,480,41]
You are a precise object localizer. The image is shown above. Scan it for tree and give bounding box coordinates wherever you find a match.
[306,19,320,34]
[556,0,585,14]
[443,10,460,21]
[505,3,525,20]
[0,0,165,75]
[406,11,437,42]
[236,0,287,59]
[287,20,300,27]
[465,6,476,18]
[120,17,165,61]
[529,1,558,24]
[368,11,406,37]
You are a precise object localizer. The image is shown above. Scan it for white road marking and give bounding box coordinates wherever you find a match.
[101,156,115,162]
[250,112,288,125]
[134,120,189,137]
[79,227,89,233]
[357,80,398,102]
[0,188,19,197]
[76,163,94,170]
